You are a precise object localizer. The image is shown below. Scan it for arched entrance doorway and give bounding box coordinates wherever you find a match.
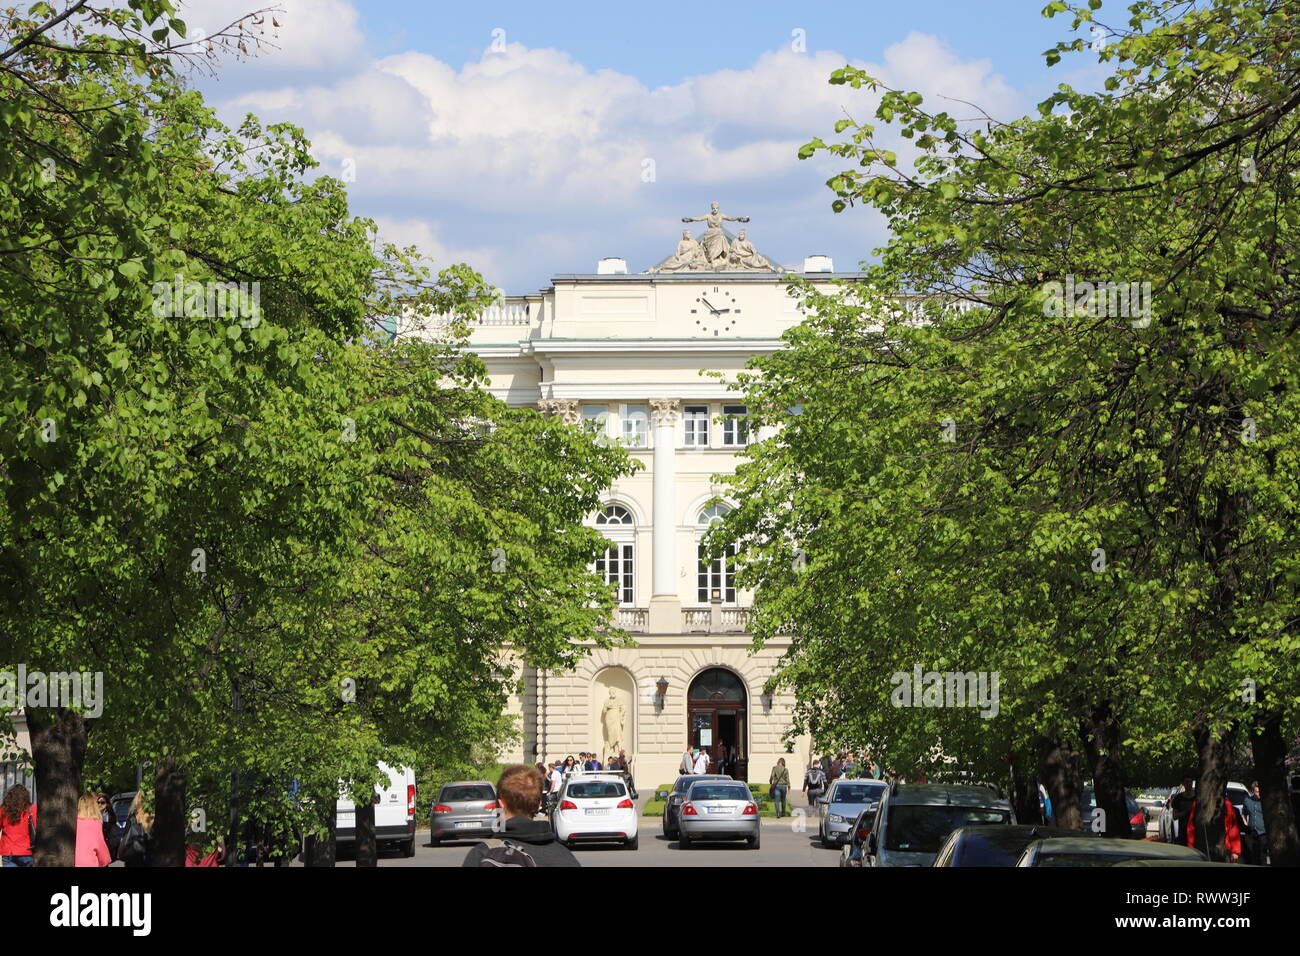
[688,668,748,782]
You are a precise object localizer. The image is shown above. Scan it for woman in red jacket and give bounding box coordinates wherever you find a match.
[0,785,36,867]
[1186,797,1242,862]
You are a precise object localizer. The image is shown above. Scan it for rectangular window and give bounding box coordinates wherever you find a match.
[582,405,609,444]
[697,543,737,604]
[596,543,635,605]
[684,405,709,447]
[621,404,647,448]
[721,404,750,446]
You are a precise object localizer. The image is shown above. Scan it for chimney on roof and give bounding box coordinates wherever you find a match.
[597,257,628,275]
[803,255,833,273]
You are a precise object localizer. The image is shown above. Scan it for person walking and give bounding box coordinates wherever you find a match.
[1185,795,1242,862]
[1169,775,1196,845]
[1242,782,1267,866]
[0,785,36,867]
[679,744,694,776]
[95,793,121,861]
[803,760,827,811]
[118,791,154,868]
[770,758,791,819]
[463,765,580,867]
[75,794,113,867]
[692,747,710,775]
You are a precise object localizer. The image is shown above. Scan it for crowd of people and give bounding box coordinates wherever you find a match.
[535,748,637,810]
[0,784,223,868]
[768,752,884,818]
[1166,775,1269,865]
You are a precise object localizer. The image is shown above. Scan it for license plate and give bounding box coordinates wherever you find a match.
[706,807,729,814]
[585,808,611,816]
[455,821,479,828]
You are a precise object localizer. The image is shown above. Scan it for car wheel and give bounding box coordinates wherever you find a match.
[403,837,416,858]
[428,836,440,848]
[821,831,833,849]
[679,833,692,849]
[747,832,760,850]
[626,834,639,850]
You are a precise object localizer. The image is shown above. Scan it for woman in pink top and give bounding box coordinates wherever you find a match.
[75,793,112,867]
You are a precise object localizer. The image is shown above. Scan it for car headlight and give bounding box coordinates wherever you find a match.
[828,813,847,824]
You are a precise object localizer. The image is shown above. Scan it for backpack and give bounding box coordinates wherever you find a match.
[477,838,537,867]
[118,820,152,866]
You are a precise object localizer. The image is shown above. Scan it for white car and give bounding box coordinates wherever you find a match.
[552,773,638,850]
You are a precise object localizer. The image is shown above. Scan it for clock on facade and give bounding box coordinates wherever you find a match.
[690,286,740,335]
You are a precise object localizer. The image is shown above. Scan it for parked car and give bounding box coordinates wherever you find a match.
[677,778,760,849]
[818,778,887,849]
[1079,787,1148,838]
[1157,781,1250,843]
[1017,836,1205,867]
[553,774,638,849]
[864,784,1014,867]
[838,808,877,867]
[1113,858,1252,867]
[662,774,729,839]
[335,763,417,858]
[932,824,1093,867]
[429,780,497,845]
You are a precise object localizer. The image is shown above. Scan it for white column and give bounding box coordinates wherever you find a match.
[649,399,680,597]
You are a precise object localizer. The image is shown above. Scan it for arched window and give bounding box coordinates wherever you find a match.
[595,505,635,605]
[697,504,736,604]
[595,504,634,526]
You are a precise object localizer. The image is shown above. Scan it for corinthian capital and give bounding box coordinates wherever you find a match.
[648,399,681,427]
[538,398,581,425]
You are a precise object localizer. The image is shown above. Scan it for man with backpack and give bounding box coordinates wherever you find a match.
[462,765,580,867]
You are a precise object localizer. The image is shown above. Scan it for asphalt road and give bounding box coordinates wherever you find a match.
[358,816,842,867]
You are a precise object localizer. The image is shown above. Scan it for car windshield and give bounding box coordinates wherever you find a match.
[690,785,751,801]
[442,785,494,802]
[112,799,132,825]
[886,806,1011,853]
[832,783,885,804]
[566,782,626,799]
[958,834,1038,866]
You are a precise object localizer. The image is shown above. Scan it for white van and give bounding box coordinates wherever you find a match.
[336,763,417,858]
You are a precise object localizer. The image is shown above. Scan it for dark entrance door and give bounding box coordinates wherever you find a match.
[687,668,748,782]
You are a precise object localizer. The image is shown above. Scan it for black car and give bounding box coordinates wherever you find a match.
[838,808,877,868]
[932,825,1092,867]
[662,774,730,839]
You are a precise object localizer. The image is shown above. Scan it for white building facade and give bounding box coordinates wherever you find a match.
[446,226,861,788]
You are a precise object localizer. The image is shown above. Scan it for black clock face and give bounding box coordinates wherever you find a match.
[691,286,739,334]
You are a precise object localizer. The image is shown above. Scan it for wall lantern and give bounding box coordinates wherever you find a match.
[655,676,669,712]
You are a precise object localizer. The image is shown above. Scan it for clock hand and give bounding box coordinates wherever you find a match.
[700,298,721,314]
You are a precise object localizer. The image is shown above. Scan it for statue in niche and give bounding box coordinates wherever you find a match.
[601,689,626,756]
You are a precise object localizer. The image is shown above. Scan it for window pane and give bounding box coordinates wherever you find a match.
[722,405,749,446]
[622,405,647,447]
[684,405,709,446]
[582,405,609,442]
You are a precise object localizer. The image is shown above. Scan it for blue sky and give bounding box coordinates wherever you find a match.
[183,0,1110,292]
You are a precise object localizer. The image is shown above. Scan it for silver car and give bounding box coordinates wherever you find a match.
[677,779,760,849]
[429,781,498,845]
[818,779,887,848]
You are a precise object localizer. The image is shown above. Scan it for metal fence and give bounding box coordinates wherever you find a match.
[0,761,36,800]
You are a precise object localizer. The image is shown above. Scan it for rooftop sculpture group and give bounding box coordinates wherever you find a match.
[651,202,778,273]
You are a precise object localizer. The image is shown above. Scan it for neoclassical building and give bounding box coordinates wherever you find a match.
[426,206,864,786]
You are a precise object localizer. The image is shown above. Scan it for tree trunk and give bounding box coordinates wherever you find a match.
[1037,735,1083,829]
[1008,748,1041,824]
[1250,707,1300,866]
[1081,701,1130,838]
[152,755,187,867]
[1192,724,1230,862]
[355,796,377,868]
[28,707,85,867]
[304,795,337,867]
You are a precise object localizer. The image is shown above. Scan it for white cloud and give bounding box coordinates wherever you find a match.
[194,5,1032,290]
